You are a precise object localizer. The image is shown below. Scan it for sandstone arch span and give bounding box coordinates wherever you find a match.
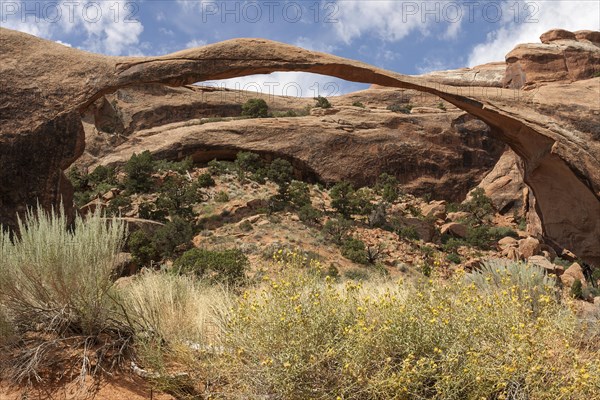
[1,29,599,264]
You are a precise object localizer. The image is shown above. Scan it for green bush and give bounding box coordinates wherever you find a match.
[466,225,493,249]
[341,238,368,265]
[88,165,117,186]
[208,159,230,175]
[124,150,155,193]
[387,103,412,114]
[128,230,159,266]
[352,101,365,108]
[174,248,248,284]
[268,159,294,197]
[156,175,201,218]
[154,157,194,174]
[288,180,311,208]
[330,181,356,218]
[397,225,420,241]
[129,217,194,265]
[461,188,495,223]
[314,95,331,109]
[298,205,322,225]
[239,220,253,232]
[235,152,264,181]
[215,191,230,203]
[571,279,584,299]
[488,226,518,240]
[352,188,375,216]
[446,253,461,264]
[322,217,352,245]
[197,172,216,188]
[241,98,269,118]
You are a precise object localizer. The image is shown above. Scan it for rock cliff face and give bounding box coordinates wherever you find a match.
[504,29,600,89]
[79,83,503,201]
[0,28,599,264]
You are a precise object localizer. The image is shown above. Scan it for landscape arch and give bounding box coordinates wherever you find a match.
[1,30,599,264]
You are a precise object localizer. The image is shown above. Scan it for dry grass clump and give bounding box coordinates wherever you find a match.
[0,206,130,383]
[212,267,600,399]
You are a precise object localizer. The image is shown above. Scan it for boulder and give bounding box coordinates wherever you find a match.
[421,200,446,219]
[540,29,577,44]
[518,237,541,259]
[498,236,518,249]
[395,216,436,243]
[528,255,558,274]
[560,262,587,287]
[447,211,470,222]
[440,222,467,238]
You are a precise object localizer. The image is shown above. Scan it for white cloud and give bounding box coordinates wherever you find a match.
[201,72,367,97]
[332,0,458,44]
[294,36,336,53]
[186,39,207,48]
[2,0,144,56]
[468,1,600,66]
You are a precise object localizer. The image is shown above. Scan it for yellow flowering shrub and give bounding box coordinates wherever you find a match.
[214,266,600,399]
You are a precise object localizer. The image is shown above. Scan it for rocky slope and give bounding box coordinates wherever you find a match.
[0,28,599,264]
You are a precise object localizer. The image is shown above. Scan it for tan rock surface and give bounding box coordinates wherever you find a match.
[1,28,599,264]
[504,29,600,88]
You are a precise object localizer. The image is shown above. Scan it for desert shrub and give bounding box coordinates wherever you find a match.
[156,175,201,218]
[173,248,248,284]
[322,217,352,245]
[218,268,599,399]
[105,195,132,217]
[368,202,387,228]
[314,95,331,109]
[124,150,155,193]
[0,206,127,338]
[121,272,210,344]
[461,188,495,223]
[268,158,294,197]
[330,181,356,218]
[465,225,493,249]
[128,230,159,266]
[197,172,216,188]
[571,279,584,299]
[344,268,371,281]
[553,257,572,268]
[88,165,117,186]
[341,238,368,265]
[235,151,264,181]
[154,157,194,174]
[153,217,194,258]
[387,103,412,113]
[352,101,365,108]
[208,159,230,175]
[446,253,461,264]
[241,98,269,118]
[488,226,518,240]
[215,191,230,203]
[441,237,466,253]
[592,268,600,285]
[238,219,253,232]
[128,217,193,265]
[397,225,420,241]
[287,180,311,208]
[437,102,447,111]
[298,204,322,225]
[466,259,555,308]
[352,187,375,216]
[375,173,399,203]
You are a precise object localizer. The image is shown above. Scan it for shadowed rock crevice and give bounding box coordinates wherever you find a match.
[1,28,599,264]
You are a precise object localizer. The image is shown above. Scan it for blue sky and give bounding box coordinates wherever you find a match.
[2,0,599,96]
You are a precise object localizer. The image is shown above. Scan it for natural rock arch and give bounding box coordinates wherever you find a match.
[1,29,599,264]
